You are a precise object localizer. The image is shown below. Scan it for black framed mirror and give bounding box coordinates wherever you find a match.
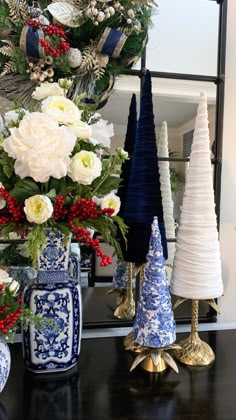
[81,0,227,329]
[0,0,227,331]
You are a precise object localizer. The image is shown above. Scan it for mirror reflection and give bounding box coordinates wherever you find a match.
[145,0,219,75]
[0,74,217,328]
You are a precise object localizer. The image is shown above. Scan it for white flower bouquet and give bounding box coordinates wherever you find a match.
[0,80,128,266]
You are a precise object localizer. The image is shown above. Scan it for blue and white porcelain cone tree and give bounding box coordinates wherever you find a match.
[170,92,223,366]
[127,217,179,373]
[23,230,82,373]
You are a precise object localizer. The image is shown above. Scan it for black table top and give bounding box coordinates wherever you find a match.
[1,329,236,420]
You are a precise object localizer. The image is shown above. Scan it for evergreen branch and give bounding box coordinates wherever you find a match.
[26,225,47,267]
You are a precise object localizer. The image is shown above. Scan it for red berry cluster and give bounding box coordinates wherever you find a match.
[27,19,70,58]
[40,39,70,58]
[0,188,25,225]
[68,198,114,221]
[53,195,68,221]
[44,24,67,39]
[0,286,23,335]
[28,19,41,29]
[69,222,112,266]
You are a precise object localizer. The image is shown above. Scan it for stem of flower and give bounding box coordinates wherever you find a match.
[92,157,117,196]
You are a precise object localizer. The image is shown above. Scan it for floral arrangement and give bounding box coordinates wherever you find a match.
[0,268,34,341]
[0,0,156,107]
[0,79,128,267]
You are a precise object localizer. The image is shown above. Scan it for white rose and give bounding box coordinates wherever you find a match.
[0,269,19,295]
[3,112,76,183]
[41,96,81,125]
[68,151,102,185]
[90,117,114,148]
[32,82,64,101]
[68,121,92,139]
[0,181,6,209]
[100,192,120,216]
[4,108,29,128]
[24,195,53,224]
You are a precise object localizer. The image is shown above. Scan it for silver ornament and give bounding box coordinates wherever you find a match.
[66,48,82,68]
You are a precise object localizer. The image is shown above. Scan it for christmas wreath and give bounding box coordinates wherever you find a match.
[0,0,156,108]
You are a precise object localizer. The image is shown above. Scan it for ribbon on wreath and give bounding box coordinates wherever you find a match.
[97,28,127,58]
[20,25,45,59]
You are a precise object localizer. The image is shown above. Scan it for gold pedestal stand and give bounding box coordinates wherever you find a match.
[174,299,217,366]
[126,342,180,373]
[114,262,135,320]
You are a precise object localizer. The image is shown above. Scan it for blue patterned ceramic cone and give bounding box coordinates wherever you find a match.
[122,70,167,263]
[133,217,176,347]
[170,92,223,300]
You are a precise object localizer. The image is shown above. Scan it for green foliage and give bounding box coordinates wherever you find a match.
[26,225,47,267]
[10,178,40,201]
[0,222,19,238]
[170,168,185,193]
[0,150,15,180]
[12,48,27,75]
[79,215,124,260]
[112,215,128,246]
[0,243,32,266]
[93,175,121,196]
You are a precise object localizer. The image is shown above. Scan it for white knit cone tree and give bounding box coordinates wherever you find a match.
[158,121,176,274]
[170,92,223,300]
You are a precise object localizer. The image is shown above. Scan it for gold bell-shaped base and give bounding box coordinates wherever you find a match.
[174,299,215,366]
[173,332,215,366]
[141,355,168,373]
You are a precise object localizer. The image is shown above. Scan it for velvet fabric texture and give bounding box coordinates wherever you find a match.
[121,70,167,262]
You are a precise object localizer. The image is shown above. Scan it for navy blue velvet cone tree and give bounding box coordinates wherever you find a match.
[121,70,168,263]
[117,93,137,216]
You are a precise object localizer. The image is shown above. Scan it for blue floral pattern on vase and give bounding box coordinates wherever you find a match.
[0,339,11,393]
[133,217,176,348]
[23,230,82,373]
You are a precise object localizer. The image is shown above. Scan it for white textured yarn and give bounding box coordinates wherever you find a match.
[158,121,176,270]
[170,92,223,299]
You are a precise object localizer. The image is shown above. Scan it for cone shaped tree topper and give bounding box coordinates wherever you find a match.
[170,92,223,300]
[113,94,137,289]
[133,216,176,348]
[122,70,167,263]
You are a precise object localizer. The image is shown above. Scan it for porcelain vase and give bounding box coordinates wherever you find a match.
[22,230,82,373]
[0,338,11,393]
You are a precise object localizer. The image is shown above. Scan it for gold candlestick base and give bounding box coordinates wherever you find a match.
[126,343,180,374]
[173,332,215,366]
[123,331,134,348]
[113,262,135,320]
[173,298,218,367]
[141,355,167,373]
